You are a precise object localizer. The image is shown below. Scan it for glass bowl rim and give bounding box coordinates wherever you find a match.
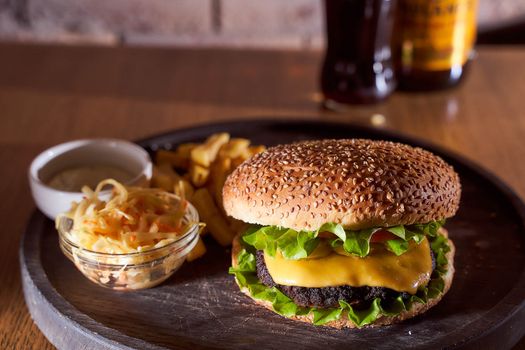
[57,196,200,258]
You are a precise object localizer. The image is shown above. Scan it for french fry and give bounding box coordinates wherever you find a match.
[235,144,266,164]
[157,162,180,178]
[155,150,183,168]
[156,163,194,199]
[208,156,232,209]
[151,166,175,192]
[153,132,266,255]
[189,163,210,187]
[174,143,197,168]
[231,155,249,170]
[247,145,266,157]
[190,133,230,167]
[227,217,248,236]
[191,188,234,246]
[155,144,197,169]
[175,179,194,200]
[219,138,250,159]
[186,236,207,262]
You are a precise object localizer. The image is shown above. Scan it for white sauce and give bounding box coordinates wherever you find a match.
[47,165,134,192]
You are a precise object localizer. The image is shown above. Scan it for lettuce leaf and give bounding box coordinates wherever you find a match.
[229,249,310,317]
[312,307,343,325]
[341,229,376,257]
[384,239,409,256]
[230,232,451,327]
[242,222,350,260]
[243,221,444,259]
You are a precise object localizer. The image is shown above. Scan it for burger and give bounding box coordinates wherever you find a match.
[223,139,460,328]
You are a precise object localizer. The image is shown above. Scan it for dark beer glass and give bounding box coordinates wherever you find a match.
[321,0,397,105]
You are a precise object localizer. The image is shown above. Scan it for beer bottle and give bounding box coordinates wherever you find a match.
[395,0,478,91]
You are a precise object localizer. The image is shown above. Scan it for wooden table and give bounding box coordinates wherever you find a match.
[0,43,524,349]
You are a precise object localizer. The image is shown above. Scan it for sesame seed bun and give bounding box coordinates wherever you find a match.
[223,139,461,231]
[231,228,455,328]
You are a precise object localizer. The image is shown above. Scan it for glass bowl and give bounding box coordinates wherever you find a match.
[56,198,199,290]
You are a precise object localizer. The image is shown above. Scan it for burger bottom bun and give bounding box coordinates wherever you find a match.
[231,228,455,329]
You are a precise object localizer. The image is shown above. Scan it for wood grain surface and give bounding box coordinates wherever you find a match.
[1,43,525,349]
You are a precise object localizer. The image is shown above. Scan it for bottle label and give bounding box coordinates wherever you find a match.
[398,0,478,71]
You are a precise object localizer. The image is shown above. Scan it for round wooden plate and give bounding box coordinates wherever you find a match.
[21,120,525,350]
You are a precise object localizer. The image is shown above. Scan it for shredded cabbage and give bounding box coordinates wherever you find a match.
[56,179,191,254]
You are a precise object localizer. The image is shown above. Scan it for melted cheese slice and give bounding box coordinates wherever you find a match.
[264,238,432,294]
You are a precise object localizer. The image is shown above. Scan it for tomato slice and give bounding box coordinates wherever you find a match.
[318,231,335,239]
[370,230,397,243]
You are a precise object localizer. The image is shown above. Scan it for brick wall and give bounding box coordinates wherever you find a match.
[0,0,523,48]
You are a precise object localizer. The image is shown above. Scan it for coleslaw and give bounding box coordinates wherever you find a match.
[56,179,194,254]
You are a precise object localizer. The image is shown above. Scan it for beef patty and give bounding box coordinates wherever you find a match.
[255,249,436,309]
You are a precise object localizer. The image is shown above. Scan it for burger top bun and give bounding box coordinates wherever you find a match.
[223,139,461,231]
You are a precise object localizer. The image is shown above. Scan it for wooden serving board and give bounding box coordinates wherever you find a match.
[21,120,525,350]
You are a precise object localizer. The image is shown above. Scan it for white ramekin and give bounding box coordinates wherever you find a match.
[29,139,152,220]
